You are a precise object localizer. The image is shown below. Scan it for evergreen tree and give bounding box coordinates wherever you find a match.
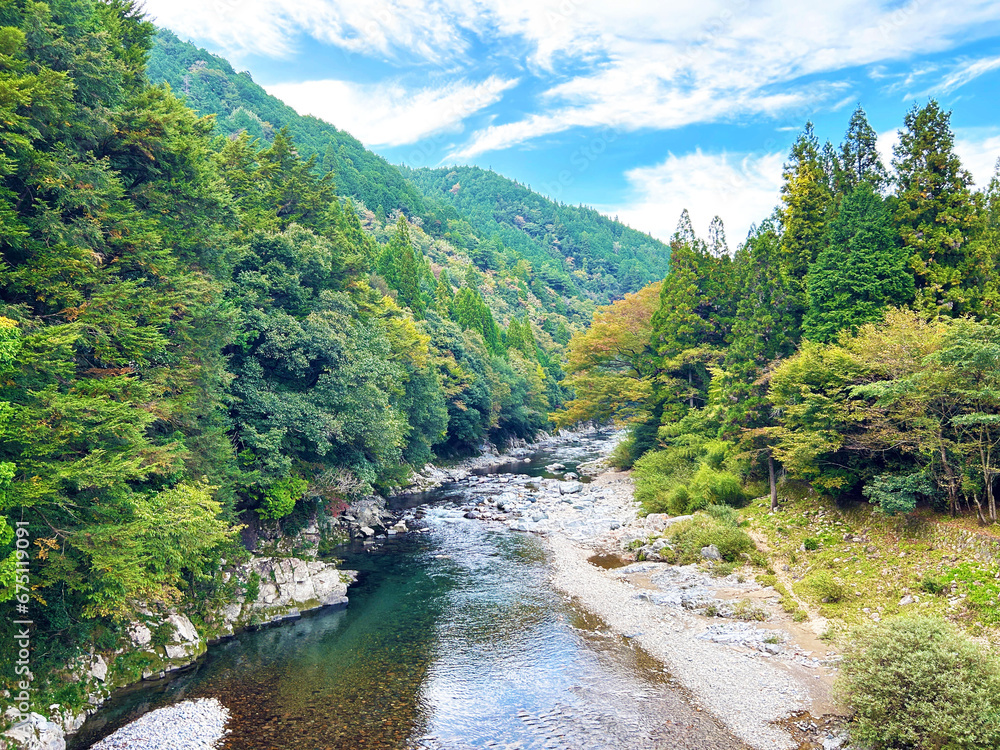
[378,217,425,318]
[708,216,729,258]
[804,184,914,342]
[780,123,833,305]
[893,100,980,315]
[839,106,889,194]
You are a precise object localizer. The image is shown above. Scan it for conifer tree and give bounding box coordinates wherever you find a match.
[804,184,914,342]
[893,100,980,315]
[708,216,729,258]
[780,123,833,305]
[378,217,425,318]
[839,106,888,194]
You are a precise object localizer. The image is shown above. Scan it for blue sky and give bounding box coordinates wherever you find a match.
[143,0,1000,245]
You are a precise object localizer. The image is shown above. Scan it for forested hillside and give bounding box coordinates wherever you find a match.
[0,0,595,701]
[403,165,671,301]
[560,103,1000,524]
[147,30,671,311]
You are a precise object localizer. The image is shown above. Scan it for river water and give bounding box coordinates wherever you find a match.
[72,436,747,750]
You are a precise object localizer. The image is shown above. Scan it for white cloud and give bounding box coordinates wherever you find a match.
[265,76,516,147]
[143,0,1000,160]
[141,0,469,60]
[933,56,1000,94]
[876,128,900,172]
[955,130,1000,187]
[602,150,786,247]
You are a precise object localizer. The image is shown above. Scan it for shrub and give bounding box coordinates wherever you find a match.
[690,465,748,508]
[921,574,947,596]
[609,434,638,469]
[705,504,740,526]
[807,571,846,603]
[666,511,756,564]
[731,598,767,621]
[667,485,690,516]
[803,537,819,551]
[835,616,1000,750]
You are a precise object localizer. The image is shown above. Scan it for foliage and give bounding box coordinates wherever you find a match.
[553,281,660,429]
[804,184,914,342]
[664,510,756,564]
[893,101,982,316]
[835,616,1000,750]
[806,571,846,602]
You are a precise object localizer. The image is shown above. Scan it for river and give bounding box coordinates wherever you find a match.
[71,435,747,750]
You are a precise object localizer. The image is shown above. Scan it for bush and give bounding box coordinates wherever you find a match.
[687,465,747,508]
[705,503,740,526]
[803,537,819,551]
[609,434,638,469]
[666,510,756,564]
[667,485,690,515]
[807,571,846,603]
[836,615,1000,750]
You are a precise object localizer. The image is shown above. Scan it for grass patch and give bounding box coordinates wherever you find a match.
[731,598,767,621]
[807,571,847,603]
[738,483,1000,638]
[942,563,1000,625]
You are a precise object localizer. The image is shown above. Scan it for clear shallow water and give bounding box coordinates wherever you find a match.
[73,439,747,750]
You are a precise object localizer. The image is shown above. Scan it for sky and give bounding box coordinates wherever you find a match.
[141,0,1000,246]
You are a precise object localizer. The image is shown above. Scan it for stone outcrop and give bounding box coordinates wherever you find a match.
[3,713,65,750]
[2,555,356,750]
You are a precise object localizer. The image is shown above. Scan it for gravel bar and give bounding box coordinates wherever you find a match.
[89,698,229,750]
[541,473,814,750]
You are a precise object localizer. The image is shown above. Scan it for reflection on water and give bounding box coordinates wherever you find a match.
[74,439,747,750]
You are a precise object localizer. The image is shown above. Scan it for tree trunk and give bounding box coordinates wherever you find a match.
[939,442,958,517]
[769,452,778,513]
[971,490,988,526]
[984,446,996,523]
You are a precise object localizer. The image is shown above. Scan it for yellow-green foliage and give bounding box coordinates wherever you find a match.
[665,507,756,564]
[836,615,1000,750]
[807,571,846,602]
[633,439,746,515]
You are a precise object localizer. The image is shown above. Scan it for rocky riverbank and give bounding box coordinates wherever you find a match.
[413,453,849,750]
[2,556,355,750]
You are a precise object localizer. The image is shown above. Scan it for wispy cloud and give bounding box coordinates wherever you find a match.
[602,150,786,247]
[928,55,1000,95]
[144,0,1000,158]
[266,76,517,147]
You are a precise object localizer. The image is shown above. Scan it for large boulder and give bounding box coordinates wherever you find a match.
[558,481,584,495]
[163,613,202,660]
[3,712,66,750]
[700,544,722,561]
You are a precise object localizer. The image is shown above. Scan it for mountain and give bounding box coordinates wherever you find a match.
[147,30,671,308]
[402,166,671,301]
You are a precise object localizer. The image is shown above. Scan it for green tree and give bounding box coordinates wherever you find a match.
[893,100,981,315]
[780,123,833,294]
[804,184,914,342]
[378,217,425,318]
[839,105,888,194]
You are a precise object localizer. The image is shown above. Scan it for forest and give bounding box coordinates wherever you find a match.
[558,101,1000,526]
[0,0,675,695]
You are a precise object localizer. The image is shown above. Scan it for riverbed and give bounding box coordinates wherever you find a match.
[72,435,763,750]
